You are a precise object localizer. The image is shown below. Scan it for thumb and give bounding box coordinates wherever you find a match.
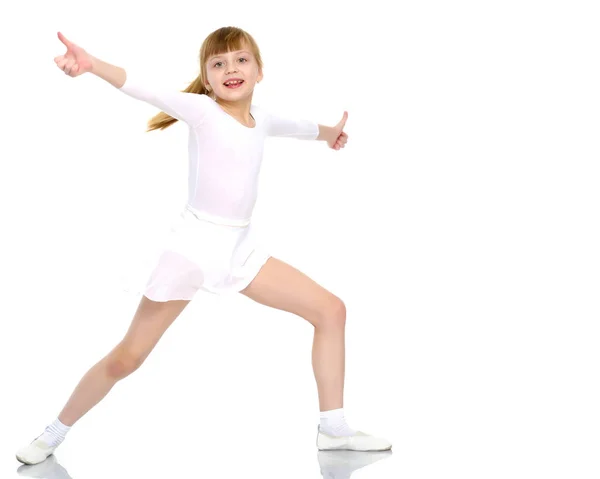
[337,111,348,130]
[57,32,74,49]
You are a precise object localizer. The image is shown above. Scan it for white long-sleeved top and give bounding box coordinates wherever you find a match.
[118,73,319,226]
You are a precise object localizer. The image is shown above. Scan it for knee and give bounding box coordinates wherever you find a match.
[316,295,346,329]
[105,345,145,380]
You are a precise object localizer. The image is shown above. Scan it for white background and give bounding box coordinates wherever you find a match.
[1,0,599,478]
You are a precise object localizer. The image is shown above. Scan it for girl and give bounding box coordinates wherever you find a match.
[16,26,391,465]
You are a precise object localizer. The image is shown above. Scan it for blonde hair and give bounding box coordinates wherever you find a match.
[146,26,263,132]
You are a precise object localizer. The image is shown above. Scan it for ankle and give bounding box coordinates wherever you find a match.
[39,418,71,448]
[319,407,356,436]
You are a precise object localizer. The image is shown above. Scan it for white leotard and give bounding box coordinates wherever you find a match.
[118,73,319,226]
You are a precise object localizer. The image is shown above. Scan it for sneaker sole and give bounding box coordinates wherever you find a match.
[15,452,53,465]
[317,445,392,451]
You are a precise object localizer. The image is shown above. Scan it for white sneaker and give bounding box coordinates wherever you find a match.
[16,437,56,466]
[316,425,392,451]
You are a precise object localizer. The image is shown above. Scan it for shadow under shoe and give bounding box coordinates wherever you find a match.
[318,449,393,479]
[17,453,73,479]
[316,425,392,451]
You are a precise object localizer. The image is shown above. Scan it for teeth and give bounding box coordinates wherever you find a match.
[225,80,242,85]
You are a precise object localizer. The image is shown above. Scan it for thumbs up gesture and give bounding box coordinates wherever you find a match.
[54,32,93,77]
[327,111,349,150]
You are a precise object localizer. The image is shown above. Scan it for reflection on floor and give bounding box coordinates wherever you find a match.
[17,448,393,479]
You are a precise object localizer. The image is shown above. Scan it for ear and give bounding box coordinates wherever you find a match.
[257,68,264,84]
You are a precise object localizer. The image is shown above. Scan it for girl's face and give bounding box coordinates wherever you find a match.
[205,47,263,101]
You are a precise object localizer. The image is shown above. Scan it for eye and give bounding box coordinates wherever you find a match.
[214,61,223,67]
[238,57,247,63]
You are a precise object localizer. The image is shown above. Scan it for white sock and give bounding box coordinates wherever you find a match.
[319,408,356,437]
[38,418,71,448]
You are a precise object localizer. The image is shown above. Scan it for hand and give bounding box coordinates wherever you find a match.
[329,111,349,150]
[54,32,93,77]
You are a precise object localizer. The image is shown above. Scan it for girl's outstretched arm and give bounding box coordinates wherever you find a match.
[264,107,348,150]
[54,32,209,127]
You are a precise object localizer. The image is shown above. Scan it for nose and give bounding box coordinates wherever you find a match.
[226,64,238,75]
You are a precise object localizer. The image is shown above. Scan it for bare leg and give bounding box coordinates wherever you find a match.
[57,295,191,426]
[239,257,392,451]
[240,257,346,411]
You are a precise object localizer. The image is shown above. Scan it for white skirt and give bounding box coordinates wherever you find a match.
[140,204,271,302]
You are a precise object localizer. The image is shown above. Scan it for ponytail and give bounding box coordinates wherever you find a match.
[146,74,212,132]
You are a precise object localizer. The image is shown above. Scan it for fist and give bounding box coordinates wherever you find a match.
[330,111,348,150]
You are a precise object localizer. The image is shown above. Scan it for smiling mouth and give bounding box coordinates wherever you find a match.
[224,80,244,88]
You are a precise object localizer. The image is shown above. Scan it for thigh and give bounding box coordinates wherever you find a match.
[240,257,342,326]
[120,295,191,360]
